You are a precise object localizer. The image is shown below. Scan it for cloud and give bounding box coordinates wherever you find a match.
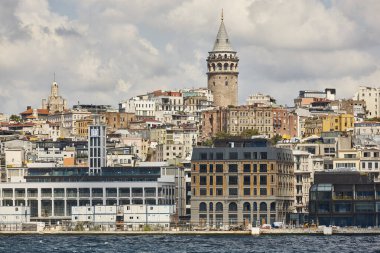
[0,0,379,114]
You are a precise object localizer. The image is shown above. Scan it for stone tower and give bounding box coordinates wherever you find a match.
[207,13,239,107]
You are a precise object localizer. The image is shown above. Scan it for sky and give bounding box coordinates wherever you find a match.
[1,0,380,114]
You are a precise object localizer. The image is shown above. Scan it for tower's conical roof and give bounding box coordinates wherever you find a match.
[212,14,234,52]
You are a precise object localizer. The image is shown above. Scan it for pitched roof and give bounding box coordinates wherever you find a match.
[212,19,234,52]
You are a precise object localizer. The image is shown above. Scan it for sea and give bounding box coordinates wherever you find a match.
[0,235,379,253]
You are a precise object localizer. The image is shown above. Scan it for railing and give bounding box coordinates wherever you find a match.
[356,196,374,200]
[41,193,52,198]
[132,193,143,197]
[92,193,103,198]
[79,193,90,198]
[67,193,77,198]
[2,193,13,198]
[119,193,130,197]
[54,192,65,198]
[106,193,117,198]
[27,193,38,198]
[15,193,25,198]
[333,196,353,200]
[144,193,156,197]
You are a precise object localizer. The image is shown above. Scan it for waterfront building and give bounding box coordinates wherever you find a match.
[191,138,294,228]
[207,14,239,107]
[0,165,185,224]
[309,171,380,227]
[294,89,336,108]
[293,150,313,214]
[0,206,30,230]
[88,117,106,175]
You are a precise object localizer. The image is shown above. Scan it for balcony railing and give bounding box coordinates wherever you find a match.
[132,193,143,197]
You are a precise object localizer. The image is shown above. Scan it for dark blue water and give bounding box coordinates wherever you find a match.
[0,235,379,252]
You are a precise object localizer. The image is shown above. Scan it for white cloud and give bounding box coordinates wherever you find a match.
[0,0,380,114]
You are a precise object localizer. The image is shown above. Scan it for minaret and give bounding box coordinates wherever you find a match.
[207,11,239,107]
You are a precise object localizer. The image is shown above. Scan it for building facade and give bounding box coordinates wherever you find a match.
[191,139,294,228]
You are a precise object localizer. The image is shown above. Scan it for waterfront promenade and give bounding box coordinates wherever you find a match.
[1,227,380,236]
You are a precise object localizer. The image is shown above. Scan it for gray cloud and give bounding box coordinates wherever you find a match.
[0,0,379,114]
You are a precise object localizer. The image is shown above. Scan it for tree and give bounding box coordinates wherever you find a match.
[270,134,283,145]
[240,129,260,138]
[214,131,234,139]
[9,114,21,122]
[202,139,214,147]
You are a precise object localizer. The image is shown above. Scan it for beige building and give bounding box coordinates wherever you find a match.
[353,86,380,118]
[42,81,67,114]
[228,106,274,137]
[207,15,239,107]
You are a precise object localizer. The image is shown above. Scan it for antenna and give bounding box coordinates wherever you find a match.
[221,9,224,21]
[54,72,56,82]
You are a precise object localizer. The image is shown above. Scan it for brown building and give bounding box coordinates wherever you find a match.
[201,107,229,141]
[304,116,324,137]
[272,107,298,139]
[191,138,294,228]
[100,112,135,132]
[75,116,93,139]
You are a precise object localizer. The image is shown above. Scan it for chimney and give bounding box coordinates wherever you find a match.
[27,106,31,110]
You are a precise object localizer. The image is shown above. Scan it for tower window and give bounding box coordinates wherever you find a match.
[213,82,215,86]
[225,81,228,86]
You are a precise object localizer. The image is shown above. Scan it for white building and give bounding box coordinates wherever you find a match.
[120,95,156,117]
[5,148,24,168]
[246,93,276,106]
[293,150,313,214]
[72,205,117,224]
[353,86,380,118]
[48,110,91,136]
[123,204,175,229]
[0,206,30,230]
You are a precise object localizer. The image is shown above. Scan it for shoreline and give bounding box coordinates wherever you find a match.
[1,228,380,236]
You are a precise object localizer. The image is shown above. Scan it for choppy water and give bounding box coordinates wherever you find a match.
[0,235,379,253]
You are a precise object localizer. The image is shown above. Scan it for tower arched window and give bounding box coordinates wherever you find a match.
[230,63,234,70]
[217,63,222,71]
[212,63,216,71]
[224,54,227,59]
[224,63,228,70]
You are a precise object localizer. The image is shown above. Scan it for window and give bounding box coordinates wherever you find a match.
[228,164,238,173]
[244,176,250,185]
[259,164,267,172]
[199,164,207,173]
[260,152,267,159]
[200,153,207,160]
[216,188,223,196]
[229,188,238,196]
[253,152,257,159]
[209,164,214,173]
[253,164,257,172]
[243,152,251,159]
[216,164,223,173]
[243,164,251,173]
[229,152,238,160]
[229,176,238,185]
[200,176,207,185]
[200,189,207,196]
[244,188,250,196]
[216,176,223,185]
[209,176,213,185]
[216,152,224,160]
[260,175,267,185]
[260,188,267,196]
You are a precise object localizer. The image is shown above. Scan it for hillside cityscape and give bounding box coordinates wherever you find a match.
[2,11,380,233]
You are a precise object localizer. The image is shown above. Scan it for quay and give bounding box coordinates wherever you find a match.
[1,228,380,236]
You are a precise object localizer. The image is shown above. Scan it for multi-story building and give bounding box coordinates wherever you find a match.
[207,15,239,107]
[272,107,298,139]
[322,114,354,132]
[294,89,336,108]
[246,93,276,107]
[293,150,313,214]
[201,107,229,141]
[100,112,135,132]
[191,138,294,228]
[48,110,91,136]
[330,99,366,120]
[228,106,274,137]
[353,86,380,118]
[309,171,380,227]
[0,165,185,223]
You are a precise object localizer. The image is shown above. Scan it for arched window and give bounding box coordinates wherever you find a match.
[224,63,228,70]
[253,202,257,211]
[224,54,227,59]
[230,63,234,70]
[211,63,216,71]
[260,202,267,212]
[217,63,222,70]
[199,202,207,212]
[243,202,251,212]
[270,202,276,211]
[209,202,214,211]
[229,202,237,212]
[216,202,223,212]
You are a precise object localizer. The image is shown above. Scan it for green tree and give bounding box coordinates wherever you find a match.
[240,129,260,138]
[270,134,283,145]
[214,131,234,139]
[9,114,21,122]
[202,139,214,147]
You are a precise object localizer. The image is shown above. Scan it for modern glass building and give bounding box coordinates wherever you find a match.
[309,171,380,227]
